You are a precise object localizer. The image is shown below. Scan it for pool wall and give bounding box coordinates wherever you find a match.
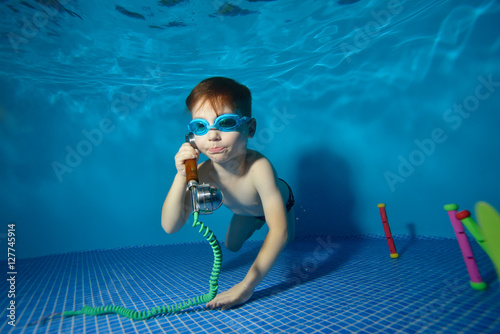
[0,0,499,260]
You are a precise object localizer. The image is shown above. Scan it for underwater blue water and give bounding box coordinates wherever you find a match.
[1,0,500,261]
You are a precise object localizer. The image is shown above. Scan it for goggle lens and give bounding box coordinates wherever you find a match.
[191,122,207,134]
[218,117,237,128]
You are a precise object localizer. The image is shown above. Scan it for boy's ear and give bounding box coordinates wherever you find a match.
[248,118,257,138]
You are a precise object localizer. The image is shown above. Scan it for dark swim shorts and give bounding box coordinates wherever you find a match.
[255,178,295,221]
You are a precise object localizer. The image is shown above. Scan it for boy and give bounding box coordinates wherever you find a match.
[161,77,295,310]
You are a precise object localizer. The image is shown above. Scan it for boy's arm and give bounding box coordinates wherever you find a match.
[207,158,288,309]
[242,158,288,290]
[161,173,191,234]
[161,143,199,234]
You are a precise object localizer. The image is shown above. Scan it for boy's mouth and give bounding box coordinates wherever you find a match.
[208,147,225,154]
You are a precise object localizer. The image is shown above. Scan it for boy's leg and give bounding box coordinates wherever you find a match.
[225,180,295,252]
[225,215,265,252]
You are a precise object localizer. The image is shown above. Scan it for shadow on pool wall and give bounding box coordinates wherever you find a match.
[294,148,360,238]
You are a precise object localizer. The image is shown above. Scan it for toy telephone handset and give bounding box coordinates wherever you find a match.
[185,133,223,214]
[185,133,199,187]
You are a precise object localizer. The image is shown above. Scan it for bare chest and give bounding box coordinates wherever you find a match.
[215,179,263,216]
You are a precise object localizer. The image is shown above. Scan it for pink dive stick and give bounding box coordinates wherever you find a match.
[444,204,487,290]
[377,203,398,258]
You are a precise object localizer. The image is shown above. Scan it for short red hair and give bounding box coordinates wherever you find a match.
[186,77,252,117]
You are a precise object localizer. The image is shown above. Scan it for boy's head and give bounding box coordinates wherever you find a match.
[186,77,252,117]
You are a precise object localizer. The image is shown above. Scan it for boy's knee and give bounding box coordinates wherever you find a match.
[225,240,242,252]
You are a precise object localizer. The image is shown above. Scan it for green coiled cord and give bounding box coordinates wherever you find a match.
[60,212,222,321]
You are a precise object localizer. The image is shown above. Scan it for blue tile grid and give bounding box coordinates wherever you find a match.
[1,235,499,333]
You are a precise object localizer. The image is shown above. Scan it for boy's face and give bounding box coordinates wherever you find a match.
[191,99,253,165]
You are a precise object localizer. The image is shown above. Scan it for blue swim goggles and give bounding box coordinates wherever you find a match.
[187,114,251,136]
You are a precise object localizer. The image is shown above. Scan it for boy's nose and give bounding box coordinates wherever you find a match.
[207,129,221,141]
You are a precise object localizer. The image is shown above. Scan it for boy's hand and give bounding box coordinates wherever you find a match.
[175,142,199,177]
[206,282,253,310]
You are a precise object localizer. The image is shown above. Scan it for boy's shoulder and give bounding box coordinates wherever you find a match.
[246,149,265,163]
[246,149,272,168]
[246,150,276,176]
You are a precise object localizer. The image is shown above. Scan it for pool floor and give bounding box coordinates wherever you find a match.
[1,235,499,333]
